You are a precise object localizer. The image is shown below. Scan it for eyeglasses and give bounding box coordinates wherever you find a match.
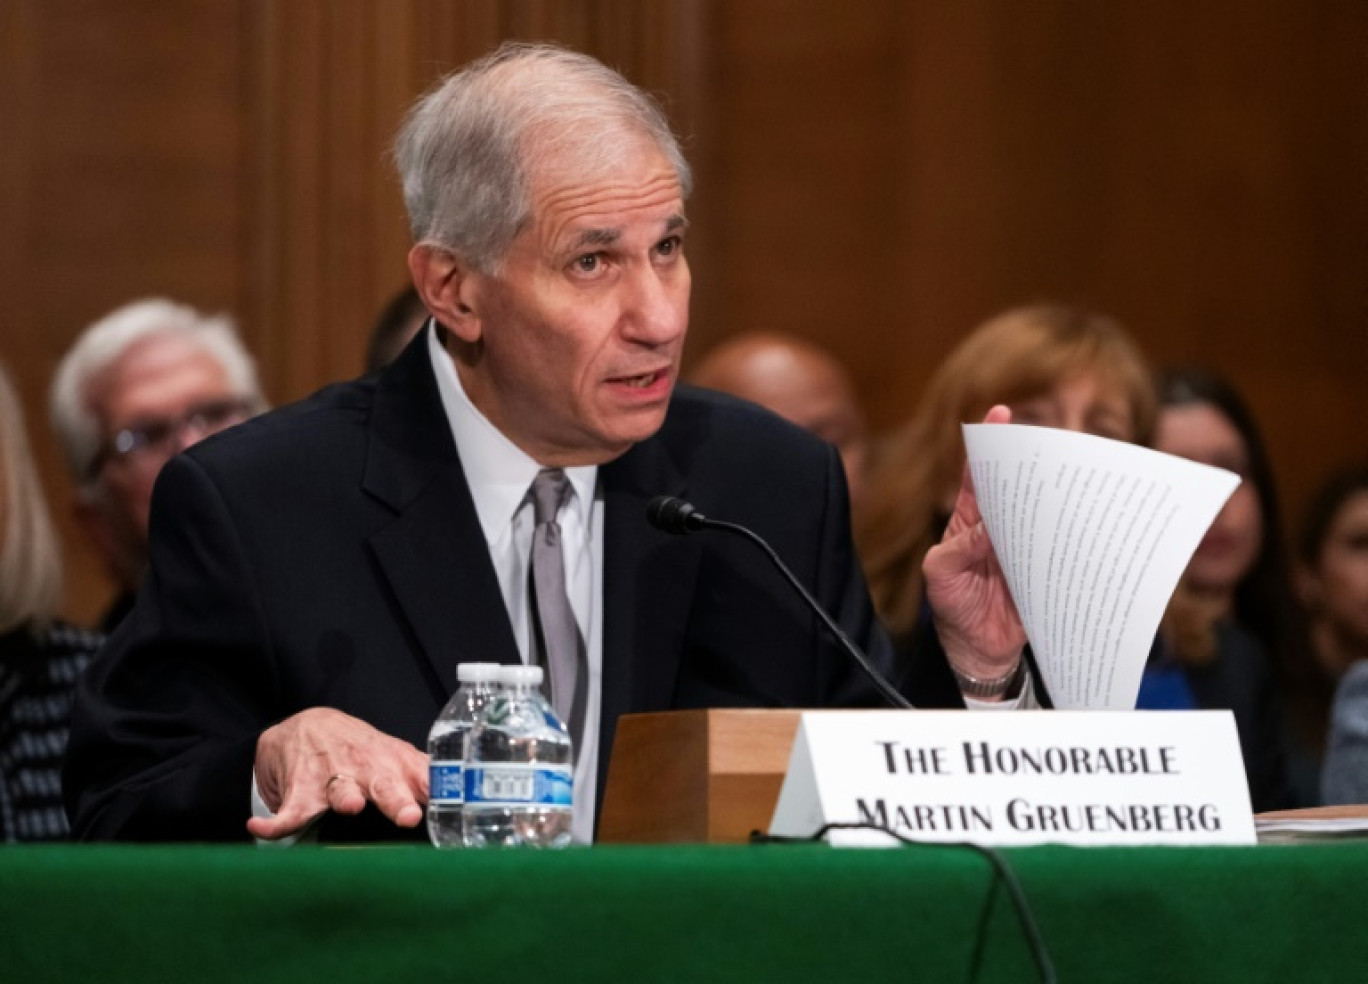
[90,398,254,478]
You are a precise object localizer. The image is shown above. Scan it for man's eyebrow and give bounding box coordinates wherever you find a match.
[571,228,621,250]
[569,214,688,251]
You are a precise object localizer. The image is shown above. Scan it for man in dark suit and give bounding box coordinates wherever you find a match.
[65,43,1027,843]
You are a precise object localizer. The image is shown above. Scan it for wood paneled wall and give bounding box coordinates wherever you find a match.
[1,1,254,625]
[2,0,1364,625]
[689,0,1368,557]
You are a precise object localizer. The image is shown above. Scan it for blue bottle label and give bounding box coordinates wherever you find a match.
[429,761,464,805]
[464,763,573,807]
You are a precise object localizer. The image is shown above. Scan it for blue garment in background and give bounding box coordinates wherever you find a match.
[1136,663,1199,710]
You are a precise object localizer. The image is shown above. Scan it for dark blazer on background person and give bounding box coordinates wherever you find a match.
[1177,621,1292,812]
[64,329,909,842]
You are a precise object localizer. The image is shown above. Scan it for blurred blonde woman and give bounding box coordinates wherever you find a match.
[858,304,1155,656]
[0,361,101,841]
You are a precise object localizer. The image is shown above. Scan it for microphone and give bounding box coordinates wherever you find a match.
[646,495,913,710]
[645,495,706,534]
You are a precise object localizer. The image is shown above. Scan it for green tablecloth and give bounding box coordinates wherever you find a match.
[2,842,1362,982]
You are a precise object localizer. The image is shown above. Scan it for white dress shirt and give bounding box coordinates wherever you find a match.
[427,327,603,843]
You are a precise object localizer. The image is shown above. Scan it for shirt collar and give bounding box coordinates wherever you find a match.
[426,323,596,541]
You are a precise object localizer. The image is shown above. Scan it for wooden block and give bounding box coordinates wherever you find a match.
[598,709,802,843]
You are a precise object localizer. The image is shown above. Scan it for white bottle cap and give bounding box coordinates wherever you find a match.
[500,665,543,687]
[456,662,504,683]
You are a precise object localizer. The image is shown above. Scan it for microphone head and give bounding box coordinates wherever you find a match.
[647,495,704,535]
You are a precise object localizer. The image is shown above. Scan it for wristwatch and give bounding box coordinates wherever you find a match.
[950,659,1024,700]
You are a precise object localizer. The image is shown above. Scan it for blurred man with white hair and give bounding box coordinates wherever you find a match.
[50,298,266,630]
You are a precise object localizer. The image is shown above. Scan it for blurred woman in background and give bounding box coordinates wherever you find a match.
[857,304,1156,701]
[859,310,1293,808]
[1150,367,1299,809]
[1297,465,1368,803]
[0,361,102,841]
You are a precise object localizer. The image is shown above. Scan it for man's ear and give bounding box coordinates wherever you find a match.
[408,243,482,344]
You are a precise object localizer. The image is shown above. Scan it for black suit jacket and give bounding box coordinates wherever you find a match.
[1177,621,1291,812]
[65,332,914,841]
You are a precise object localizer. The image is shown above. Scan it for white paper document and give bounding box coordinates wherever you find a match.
[1253,805,1368,844]
[962,423,1240,710]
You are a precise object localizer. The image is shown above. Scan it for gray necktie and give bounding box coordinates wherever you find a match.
[528,468,587,750]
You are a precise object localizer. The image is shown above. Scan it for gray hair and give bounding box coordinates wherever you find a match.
[394,42,692,272]
[0,362,62,632]
[49,298,266,487]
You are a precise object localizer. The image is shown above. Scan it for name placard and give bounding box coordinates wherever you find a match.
[769,710,1255,847]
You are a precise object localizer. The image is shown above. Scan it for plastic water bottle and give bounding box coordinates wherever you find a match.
[462,665,574,848]
[427,662,503,848]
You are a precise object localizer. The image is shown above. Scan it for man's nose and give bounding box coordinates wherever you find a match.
[621,262,689,344]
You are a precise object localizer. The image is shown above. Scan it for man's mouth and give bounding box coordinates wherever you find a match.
[613,369,667,389]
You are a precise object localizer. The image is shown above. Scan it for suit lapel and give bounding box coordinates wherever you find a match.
[599,432,701,790]
[362,330,519,697]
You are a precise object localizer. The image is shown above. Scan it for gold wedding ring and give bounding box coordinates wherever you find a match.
[326,773,356,790]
